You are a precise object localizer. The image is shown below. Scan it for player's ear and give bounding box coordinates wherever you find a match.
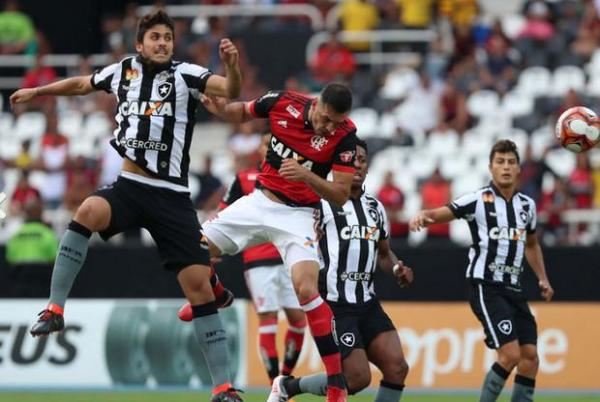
[135,42,143,53]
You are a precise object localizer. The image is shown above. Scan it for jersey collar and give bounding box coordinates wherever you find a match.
[489,181,516,201]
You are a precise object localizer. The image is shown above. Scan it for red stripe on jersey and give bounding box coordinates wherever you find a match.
[332,164,355,173]
[249,100,258,118]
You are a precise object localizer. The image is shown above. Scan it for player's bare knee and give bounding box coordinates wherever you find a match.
[383,358,409,383]
[498,347,521,370]
[521,351,539,371]
[346,370,371,395]
[74,197,110,231]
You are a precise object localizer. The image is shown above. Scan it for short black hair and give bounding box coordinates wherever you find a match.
[136,9,175,43]
[320,83,352,114]
[489,139,520,164]
[356,137,368,155]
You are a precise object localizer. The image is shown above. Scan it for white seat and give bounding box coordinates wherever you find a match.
[0,112,14,140]
[69,137,97,158]
[0,138,21,159]
[475,112,512,136]
[466,90,500,118]
[584,48,600,76]
[379,68,419,100]
[586,76,600,97]
[392,172,416,194]
[516,66,551,97]
[405,151,437,180]
[550,65,586,96]
[451,172,485,198]
[426,128,459,158]
[495,128,529,153]
[544,148,576,178]
[14,112,46,141]
[461,129,494,158]
[439,154,471,180]
[376,112,397,138]
[83,112,112,140]
[530,125,555,159]
[58,110,84,139]
[500,90,534,118]
[450,220,473,246]
[349,107,378,138]
[500,13,526,40]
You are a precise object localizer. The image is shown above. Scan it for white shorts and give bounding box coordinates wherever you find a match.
[244,264,301,313]
[203,190,320,268]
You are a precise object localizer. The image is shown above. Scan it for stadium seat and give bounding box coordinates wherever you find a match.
[530,125,555,159]
[500,13,526,39]
[58,110,84,139]
[439,154,471,179]
[405,150,437,180]
[500,90,534,118]
[544,148,576,177]
[83,111,112,140]
[426,128,459,158]
[0,112,14,139]
[376,112,397,138]
[550,65,586,96]
[516,66,551,97]
[392,170,417,194]
[349,107,378,137]
[379,68,419,100]
[14,111,46,142]
[586,76,600,97]
[495,128,529,151]
[460,130,494,158]
[466,90,500,118]
[584,48,600,76]
[451,172,485,198]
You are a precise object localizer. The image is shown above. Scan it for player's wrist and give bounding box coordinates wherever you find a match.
[392,263,400,275]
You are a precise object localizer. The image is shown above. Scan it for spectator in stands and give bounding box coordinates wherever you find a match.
[37,112,69,210]
[420,168,451,242]
[555,89,582,119]
[338,0,380,51]
[0,0,36,55]
[570,0,600,59]
[309,32,356,88]
[10,170,41,217]
[538,177,570,245]
[479,30,517,94]
[424,36,449,81]
[229,121,262,169]
[568,153,594,209]
[174,18,198,60]
[195,155,225,214]
[5,197,58,297]
[518,1,555,41]
[395,71,442,135]
[592,158,600,208]
[22,52,57,91]
[13,139,33,171]
[397,0,435,29]
[63,156,97,213]
[438,79,469,134]
[518,145,555,204]
[377,171,409,240]
[438,0,478,28]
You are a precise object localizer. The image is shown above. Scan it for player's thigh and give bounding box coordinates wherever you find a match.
[342,348,372,393]
[333,308,371,391]
[363,303,406,374]
[277,264,302,310]
[244,266,280,313]
[90,178,143,237]
[144,187,210,272]
[202,191,270,255]
[468,282,517,349]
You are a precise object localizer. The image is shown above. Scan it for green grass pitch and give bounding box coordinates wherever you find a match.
[1,392,599,402]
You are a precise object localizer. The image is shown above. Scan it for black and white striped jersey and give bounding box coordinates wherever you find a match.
[91,56,212,192]
[448,182,537,288]
[318,192,389,305]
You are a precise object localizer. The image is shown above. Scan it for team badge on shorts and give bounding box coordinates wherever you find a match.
[498,319,513,335]
[340,332,355,347]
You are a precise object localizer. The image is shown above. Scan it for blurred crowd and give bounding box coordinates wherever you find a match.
[1,0,600,248]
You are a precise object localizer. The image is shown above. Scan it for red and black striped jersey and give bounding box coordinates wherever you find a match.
[221,167,282,269]
[249,90,357,207]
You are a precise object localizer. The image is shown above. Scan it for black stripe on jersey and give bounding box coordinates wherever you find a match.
[331,204,349,303]
[114,58,132,154]
[353,198,370,304]
[466,217,481,277]
[157,71,177,176]
[133,69,154,168]
[482,191,498,282]
[504,198,518,271]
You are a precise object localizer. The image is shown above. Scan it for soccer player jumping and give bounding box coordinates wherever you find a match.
[11,10,243,402]
[200,85,357,402]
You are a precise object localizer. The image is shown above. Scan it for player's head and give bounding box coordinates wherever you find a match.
[352,137,368,190]
[136,9,175,66]
[489,139,521,189]
[311,83,352,137]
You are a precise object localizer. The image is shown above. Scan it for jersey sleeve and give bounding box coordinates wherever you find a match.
[527,200,537,233]
[221,174,244,206]
[90,62,120,93]
[377,200,390,240]
[249,90,284,118]
[448,192,478,219]
[332,130,357,173]
[179,63,213,93]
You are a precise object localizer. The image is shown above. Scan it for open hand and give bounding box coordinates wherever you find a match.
[219,38,239,69]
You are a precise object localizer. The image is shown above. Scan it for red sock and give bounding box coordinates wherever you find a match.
[259,318,279,383]
[300,295,342,376]
[47,303,64,315]
[209,266,225,298]
[282,319,305,375]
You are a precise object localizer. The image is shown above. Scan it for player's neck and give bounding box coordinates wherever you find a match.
[350,186,363,200]
[492,181,516,200]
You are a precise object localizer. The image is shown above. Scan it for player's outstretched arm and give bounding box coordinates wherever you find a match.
[10,75,95,108]
[377,238,413,287]
[201,95,255,123]
[525,232,554,301]
[409,206,455,232]
[204,38,241,99]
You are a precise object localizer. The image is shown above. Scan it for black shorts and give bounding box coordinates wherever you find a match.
[330,299,396,359]
[93,176,210,271]
[469,280,537,349]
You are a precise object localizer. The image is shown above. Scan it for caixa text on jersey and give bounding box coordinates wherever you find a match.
[119,101,174,117]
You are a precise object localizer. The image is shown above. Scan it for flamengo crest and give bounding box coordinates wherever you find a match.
[310,135,328,151]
